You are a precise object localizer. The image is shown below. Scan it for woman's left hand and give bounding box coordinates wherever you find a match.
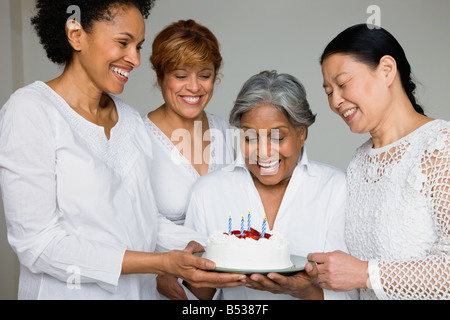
[244,271,323,300]
[306,250,369,292]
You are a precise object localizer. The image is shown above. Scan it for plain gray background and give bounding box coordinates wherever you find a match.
[1,0,449,299]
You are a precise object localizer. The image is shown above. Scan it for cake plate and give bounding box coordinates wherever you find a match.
[194,253,308,276]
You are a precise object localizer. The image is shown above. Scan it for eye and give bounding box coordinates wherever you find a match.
[244,135,258,143]
[271,137,284,143]
[199,73,213,80]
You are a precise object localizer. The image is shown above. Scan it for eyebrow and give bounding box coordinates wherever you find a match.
[119,32,134,39]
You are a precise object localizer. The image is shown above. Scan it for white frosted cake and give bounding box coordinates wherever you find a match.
[204,229,293,270]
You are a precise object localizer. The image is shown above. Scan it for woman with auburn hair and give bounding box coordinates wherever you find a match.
[143,19,235,299]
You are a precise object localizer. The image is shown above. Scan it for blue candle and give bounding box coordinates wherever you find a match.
[261,215,266,237]
[240,215,244,235]
[228,213,232,235]
[247,210,251,231]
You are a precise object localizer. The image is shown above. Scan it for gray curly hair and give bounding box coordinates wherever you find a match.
[229,70,316,131]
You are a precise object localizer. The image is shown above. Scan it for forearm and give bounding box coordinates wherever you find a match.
[372,255,450,299]
[121,250,169,275]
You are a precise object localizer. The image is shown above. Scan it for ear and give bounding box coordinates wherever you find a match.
[65,19,84,52]
[379,55,397,87]
[297,124,308,145]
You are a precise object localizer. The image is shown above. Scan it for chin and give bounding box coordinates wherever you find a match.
[255,174,283,186]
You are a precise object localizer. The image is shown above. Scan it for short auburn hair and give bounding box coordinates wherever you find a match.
[150,19,222,82]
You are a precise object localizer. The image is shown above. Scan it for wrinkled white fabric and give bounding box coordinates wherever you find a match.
[345,119,450,300]
[0,81,204,299]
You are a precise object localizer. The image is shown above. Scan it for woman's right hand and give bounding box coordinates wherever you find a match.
[161,249,246,289]
[122,243,246,289]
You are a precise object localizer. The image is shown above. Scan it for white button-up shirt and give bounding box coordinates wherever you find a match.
[185,147,357,300]
[0,82,204,300]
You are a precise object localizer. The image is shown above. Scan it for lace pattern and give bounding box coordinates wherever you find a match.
[345,120,450,299]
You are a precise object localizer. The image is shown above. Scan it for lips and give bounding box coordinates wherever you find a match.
[180,96,202,105]
[257,159,281,175]
[111,65,131,83]
[342,107,358,121]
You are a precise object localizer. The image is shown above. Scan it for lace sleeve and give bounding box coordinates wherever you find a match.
[374,131,450,299]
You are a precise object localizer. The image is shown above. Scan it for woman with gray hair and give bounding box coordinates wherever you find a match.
[178,70,357,300]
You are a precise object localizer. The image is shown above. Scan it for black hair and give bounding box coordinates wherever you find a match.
[31,0,155,66]
[320,23,425,116]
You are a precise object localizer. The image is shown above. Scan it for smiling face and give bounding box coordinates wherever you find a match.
[159,64,215,120]
[321,53,392,134]
[74,5,146,95]
[240,104,306,187]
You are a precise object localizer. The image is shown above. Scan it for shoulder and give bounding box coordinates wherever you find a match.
[1,82,56,122]
[427,119,450,137]
[420,119,450,156]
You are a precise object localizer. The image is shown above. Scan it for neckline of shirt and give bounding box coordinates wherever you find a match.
[366,119,439,155]
[143,112,217,178]
[34,81,126,143]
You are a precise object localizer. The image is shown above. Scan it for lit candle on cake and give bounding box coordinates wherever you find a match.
[247,210,251,231]
[261,215,267,237]
[240,215,244,236]
[228,213,232,235]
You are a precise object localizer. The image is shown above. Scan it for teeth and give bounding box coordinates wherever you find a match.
[257,159,281,175]
[111,67,129,78]
[258,160,280,168]
[343,108,357,118]
[182,96,200,104]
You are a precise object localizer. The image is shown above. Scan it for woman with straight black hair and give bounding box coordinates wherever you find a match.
[307,24,450,300]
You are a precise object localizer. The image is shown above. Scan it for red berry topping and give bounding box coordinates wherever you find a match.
[227,229,271,240]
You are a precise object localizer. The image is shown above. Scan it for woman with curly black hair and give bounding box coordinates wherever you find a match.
[0,0,244,299]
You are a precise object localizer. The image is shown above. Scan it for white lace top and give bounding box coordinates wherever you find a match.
[345,119,450,300]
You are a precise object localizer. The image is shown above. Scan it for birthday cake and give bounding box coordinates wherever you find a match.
[204,228,293,270]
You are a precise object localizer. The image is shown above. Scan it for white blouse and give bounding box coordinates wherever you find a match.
[185,148,357,300]
[0,82,204,300]
[346,119,450,300]
[143,113,234,225]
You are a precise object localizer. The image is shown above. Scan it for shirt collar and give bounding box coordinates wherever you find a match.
[223,144,318,177]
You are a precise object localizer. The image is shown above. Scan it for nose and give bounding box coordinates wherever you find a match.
[257,131,273,159]
[330,91,344,112]
[186,75,200,93]
[125,47,141,68]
